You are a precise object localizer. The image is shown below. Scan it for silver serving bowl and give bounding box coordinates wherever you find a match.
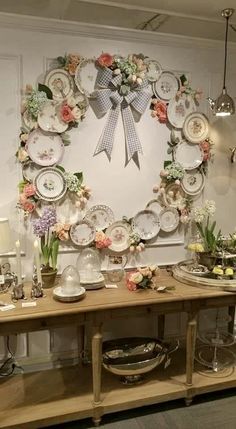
[103,337,179,384]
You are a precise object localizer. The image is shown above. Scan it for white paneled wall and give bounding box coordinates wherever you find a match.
[0,14,235,369]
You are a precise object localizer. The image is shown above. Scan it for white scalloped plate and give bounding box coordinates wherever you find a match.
[131,210,160,240]
[174,141,203,170]
[167,96,196,129]
[146,199,163,214]
[146,60,162,82]
[70,220,96,247]
[74,59,97,97]
[84,205,114,231]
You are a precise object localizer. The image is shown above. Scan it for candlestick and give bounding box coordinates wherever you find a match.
[15,240,22,284]
[34,240,42,284]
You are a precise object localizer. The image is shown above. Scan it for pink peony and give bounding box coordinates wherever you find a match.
[21,199,36,213]
[23,183,36,198]
[97,53,114,68]
[61,104,74,123]
[153,101,167,123]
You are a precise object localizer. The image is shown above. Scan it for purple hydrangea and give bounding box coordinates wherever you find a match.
[32,207,57,237]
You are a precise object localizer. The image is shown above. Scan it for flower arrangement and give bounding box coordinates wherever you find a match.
[94,231,112,249]
[129,232,146,253]
[60,94,87,128]
[23,87,48,119]
[32,207,60,271]
[56,53,82,76]
[96,52,147,95]
[160,162,185,183]
[150,99,168,123]
[176,74,202,102]
[18,182,38,215]
[126,265,159,291]
[192,200,221,253]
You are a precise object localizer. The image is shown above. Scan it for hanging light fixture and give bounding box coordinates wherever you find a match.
[208,8,235,116]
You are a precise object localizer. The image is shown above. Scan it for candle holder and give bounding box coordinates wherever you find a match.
[31,272,44,299]
[11,275,25,301]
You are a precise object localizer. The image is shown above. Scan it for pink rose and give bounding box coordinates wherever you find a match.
[200,140,211,162]
[23,183,36,197]
[127,280,137,291]
[153,101,167,123]
[21,199,36,213]
[61,104,74,123]
[97,53,114,68]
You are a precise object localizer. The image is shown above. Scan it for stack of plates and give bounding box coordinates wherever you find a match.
[53,286,86,302]
[80,272,105,290]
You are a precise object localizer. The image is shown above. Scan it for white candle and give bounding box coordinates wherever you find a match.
[34,240,42,284]
[15,240,22,283]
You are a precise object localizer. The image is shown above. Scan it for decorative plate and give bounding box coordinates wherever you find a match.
[174,141,203,170]
[34,167,67,202]
[22,110,37,130]
[106,221,131,253]
[44,68,74,101]
[146,199,163,214]
[159,207,179,233]
[131,210,160,240]
[80,273,105,285]
[84,205,115,231]
[181,168,205,196]
[153,71,180,101]
[53,285,86,302]
[38,100,68,133]
[25,129,64,167]
[183,112,209,144]
[167,95,196,129]
[70,219,96,247]
[74,58,96,97]
[163,183,186,208]
[145,60,162,82]
[22,161,43,182]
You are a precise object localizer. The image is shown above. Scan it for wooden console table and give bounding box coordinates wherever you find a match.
[0,270,235,428]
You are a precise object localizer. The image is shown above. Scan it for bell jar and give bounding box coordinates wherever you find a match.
[76,248,101,283]
[59,265,80,295]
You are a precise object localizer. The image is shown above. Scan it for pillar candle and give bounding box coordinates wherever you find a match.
[34,240,42,284]
[15,240,22,284]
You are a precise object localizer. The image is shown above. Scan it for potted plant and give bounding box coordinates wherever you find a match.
[32,207,60,288]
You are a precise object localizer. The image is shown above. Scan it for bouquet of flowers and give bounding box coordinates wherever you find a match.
[96,52,147,95]
[94,231,112,249]
[192,200,221,254]
[126,265,159,291]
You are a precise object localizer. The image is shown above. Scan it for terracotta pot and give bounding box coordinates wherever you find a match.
[198,252,216,270]
[41,269,58,289]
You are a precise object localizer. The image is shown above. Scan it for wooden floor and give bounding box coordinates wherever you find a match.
[48,388,236,429]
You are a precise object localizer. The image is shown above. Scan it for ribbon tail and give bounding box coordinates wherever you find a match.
[122,104,143,162]
[94,105,120,159]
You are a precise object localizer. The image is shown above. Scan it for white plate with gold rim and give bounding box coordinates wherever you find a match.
[45,68,74,101]
[146,60,162,82]
[181,168,205,196]
[174,141,203,170]
[159,207,179,233]
[183,112,209,144]
[131,210,160,240]
[26,129,65,167]
[106,221,131,253]
[34,167,67,202]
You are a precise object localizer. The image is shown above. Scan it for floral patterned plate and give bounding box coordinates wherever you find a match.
[167,95,196,129]
[183,112,209,144]
[74,58,97,97]
[34,167,67,202]
[181,168,205,196]
[106,221,131,253]
[159,207,179,232]
[84,205,115,231]
[38,100,68,133]
[174,140,203,170]
[44,68,74,101]
[25,129,64,166]
[153,71,180,101]
[70,219,96,247]
[131,210,160,240]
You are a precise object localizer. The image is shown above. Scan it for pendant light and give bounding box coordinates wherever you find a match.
[214,8,235,116]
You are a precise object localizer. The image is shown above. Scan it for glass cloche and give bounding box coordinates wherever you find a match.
[76,248,102,283]
[59,265,80,295]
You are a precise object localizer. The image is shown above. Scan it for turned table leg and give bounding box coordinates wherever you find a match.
[186,311,198,386]
[92,323,103,406]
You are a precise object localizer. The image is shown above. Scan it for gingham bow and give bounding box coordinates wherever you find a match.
[93,68,151,163]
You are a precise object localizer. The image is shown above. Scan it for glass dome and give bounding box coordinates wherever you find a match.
[76,248,101,283]
[59,265,80,295]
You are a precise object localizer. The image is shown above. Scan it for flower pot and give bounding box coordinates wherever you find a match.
[198,252,216,270]
[41,269,58,289]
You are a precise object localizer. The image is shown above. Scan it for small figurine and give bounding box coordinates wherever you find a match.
[31,273,44,298]
[11,275,25,301]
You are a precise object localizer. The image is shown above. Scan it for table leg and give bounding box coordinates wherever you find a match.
[228,306,235,334]
[92,323,103,406]
[157,314,165,339]
[186,311,198,386]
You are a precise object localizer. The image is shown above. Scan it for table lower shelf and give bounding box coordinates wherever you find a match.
[0,348,235,428]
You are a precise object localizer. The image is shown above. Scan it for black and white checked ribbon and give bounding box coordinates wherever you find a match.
[93,69,151,163]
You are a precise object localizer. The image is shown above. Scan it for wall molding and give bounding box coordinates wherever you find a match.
[1,12,236,52]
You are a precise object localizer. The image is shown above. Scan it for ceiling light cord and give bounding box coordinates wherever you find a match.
[223,15,229,90]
